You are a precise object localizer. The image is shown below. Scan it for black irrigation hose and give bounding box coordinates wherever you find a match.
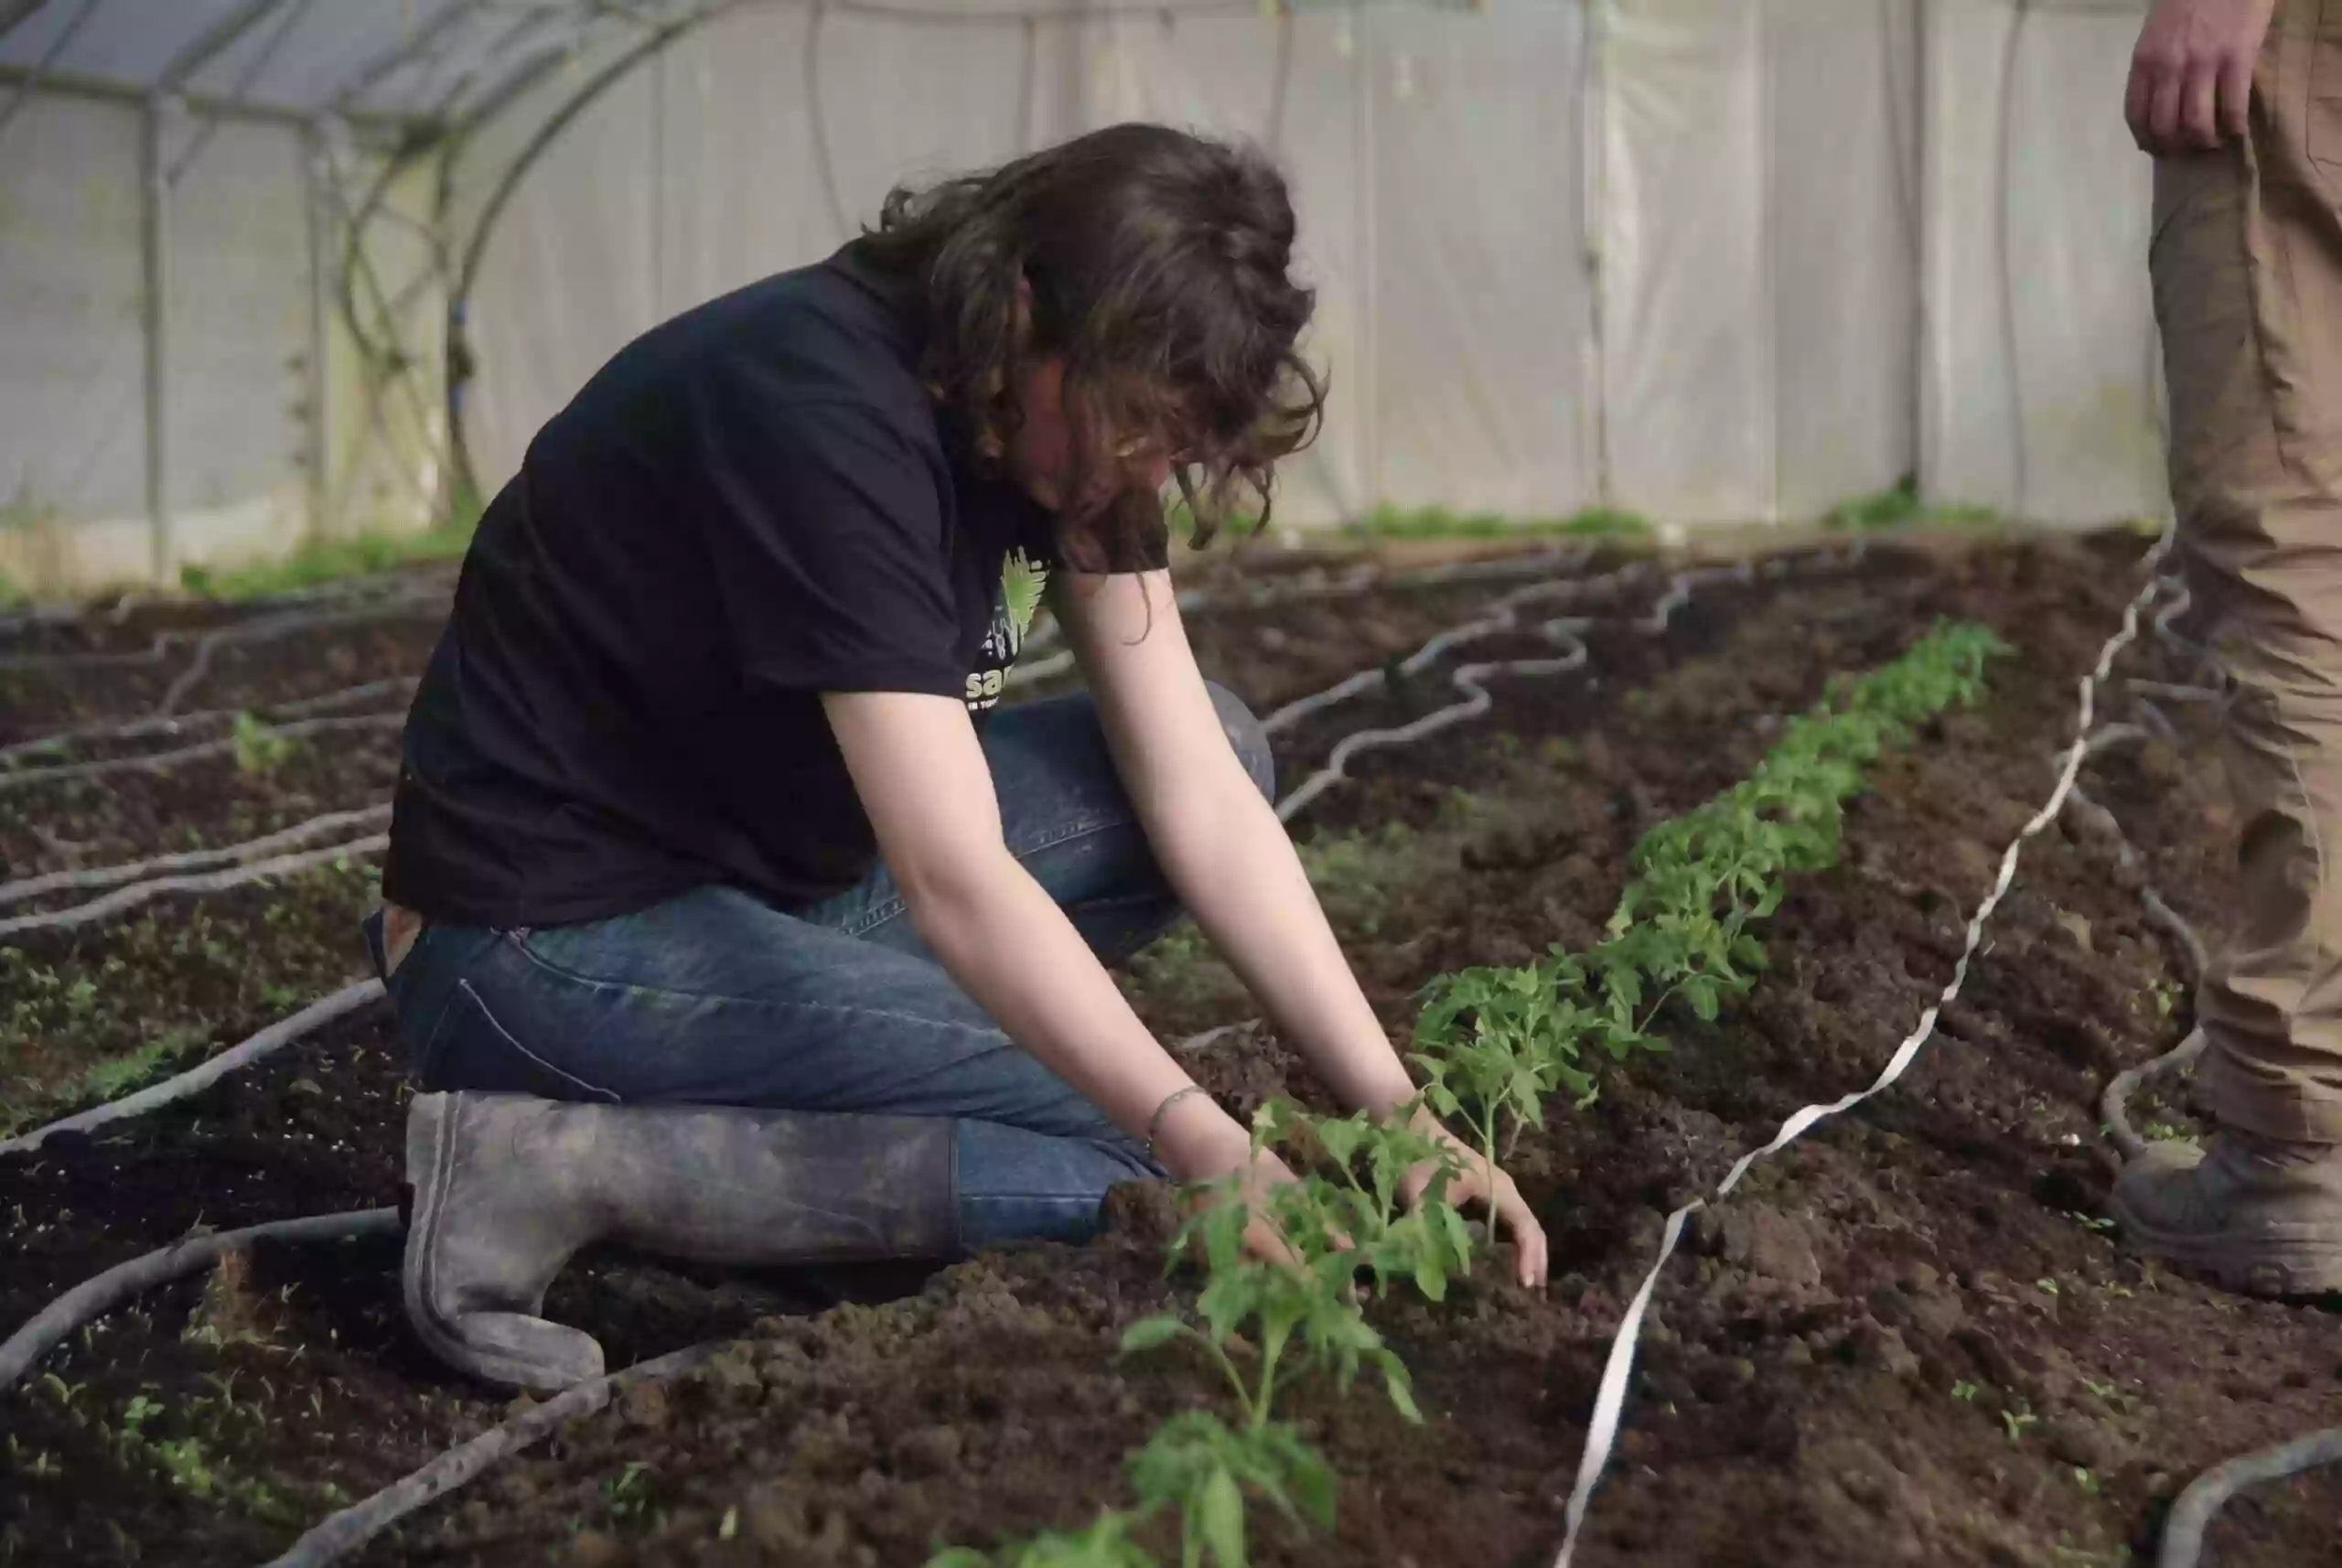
[2070,670,2342,1567]
[0,979,385,1156]
[0,677,416,767]
[2160,1427,2342,1568]
[0,1208,403,1395]
[0,714,405,794]
[0,807,393,909]
[256,1341,723,1568]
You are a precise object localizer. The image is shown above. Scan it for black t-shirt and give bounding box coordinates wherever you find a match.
[382,246,1095,929]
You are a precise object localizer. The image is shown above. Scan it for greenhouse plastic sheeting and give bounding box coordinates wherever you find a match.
[0,0,2175,595]
[461,0,1595,532]
[1920,0,2168,526]
[0,94,145,541]
[0,95,316,585]
[457,4,1039,501]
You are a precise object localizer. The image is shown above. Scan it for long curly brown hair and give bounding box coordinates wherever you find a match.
[854,124,1326,573]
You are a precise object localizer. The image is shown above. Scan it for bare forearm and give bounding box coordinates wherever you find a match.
[1155,789,1419,1117]
[906,854,1254,1177]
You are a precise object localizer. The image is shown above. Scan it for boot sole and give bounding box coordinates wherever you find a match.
[2107,1190,2342,1297]
[403,1093,601,1391]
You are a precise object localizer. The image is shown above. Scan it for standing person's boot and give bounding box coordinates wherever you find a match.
[403,1090,959,1391]
[2111,1129,2342,1296]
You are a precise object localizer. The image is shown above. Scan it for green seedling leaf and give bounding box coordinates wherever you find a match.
[1121,1316,1187,1357]
[925,1508,1159,1567]
[1198,1467,1246,1568]
[1373,1348,1422,1423]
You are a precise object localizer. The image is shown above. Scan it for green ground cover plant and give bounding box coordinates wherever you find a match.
[177,522,473,602]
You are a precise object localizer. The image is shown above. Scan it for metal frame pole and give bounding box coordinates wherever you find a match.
[302,120,336,542]
[1911,0,1930,499]
[1756,0,1778,525]
[141,91,172,584]
[1580,0,1611,513]
[1351,0,1380,520]
[0,0,49,47]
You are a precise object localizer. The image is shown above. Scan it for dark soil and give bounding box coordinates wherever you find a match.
[4,530,2337,1568]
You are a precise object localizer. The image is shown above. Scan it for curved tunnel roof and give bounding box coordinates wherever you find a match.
[0,0,1423,134]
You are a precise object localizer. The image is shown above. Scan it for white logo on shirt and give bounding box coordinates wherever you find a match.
[966,547,1047,711]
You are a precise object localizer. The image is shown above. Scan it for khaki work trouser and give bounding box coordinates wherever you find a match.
[2151,3,2342,1144]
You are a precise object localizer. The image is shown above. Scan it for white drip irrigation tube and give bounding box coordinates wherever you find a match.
[0,978,384,1156]
[1263,546,1857,744]
[1263,544,1866,823]
[0,807,393,910]
[0,837,390,941]
[1260,561,1649,740]
[1552,528,2174,1568]
[1274,621,1591,822]
[1004,542,1610,691]
[1014,541,1603,662]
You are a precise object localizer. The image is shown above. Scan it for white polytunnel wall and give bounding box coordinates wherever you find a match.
[1765,0,1923,521]
[1363,1,1591,521]
[163,114,313,570]
[0,93,146,582]
[0,0,2175,596]
[1073,5,1373,527]
[1920,0,2168,527]
[460,0,1596,531]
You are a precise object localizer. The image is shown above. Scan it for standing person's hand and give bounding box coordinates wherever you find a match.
[2125,0,2277,155]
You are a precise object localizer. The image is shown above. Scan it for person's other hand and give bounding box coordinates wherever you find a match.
[2126,0,2277,155]
[1404,1112,1550,1290]
[1231,1144,1316,1270]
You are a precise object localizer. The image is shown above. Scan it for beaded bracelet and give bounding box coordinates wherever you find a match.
[1144,1083,1207,1157]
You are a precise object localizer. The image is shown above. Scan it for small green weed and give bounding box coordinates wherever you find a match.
[603,1460,654,1520]
[231,713,294,775]
[929,1509,1156,1567]
[70,1026,206,1109]
[1339,504,1654,541]
[151,1435,218,1496]
[178,522,472,602]
[1820,477,1999,533]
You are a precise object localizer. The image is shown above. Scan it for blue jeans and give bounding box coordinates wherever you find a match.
[373,685,1274,1251]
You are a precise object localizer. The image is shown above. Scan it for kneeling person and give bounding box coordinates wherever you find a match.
[374,124,1550,1391]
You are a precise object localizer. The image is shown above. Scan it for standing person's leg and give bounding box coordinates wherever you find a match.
[385,682,1273,1387]
[2114,5,2342,1294]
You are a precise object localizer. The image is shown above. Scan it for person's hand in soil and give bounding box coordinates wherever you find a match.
[1149,1087,1328,1270]
[1405,1108,1548,1290]
[2125,0,2275,155]
[1049,567,1548,1289]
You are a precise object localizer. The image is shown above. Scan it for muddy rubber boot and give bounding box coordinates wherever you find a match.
[403,1090,959,1391]
[2109,1127,2342,1297]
